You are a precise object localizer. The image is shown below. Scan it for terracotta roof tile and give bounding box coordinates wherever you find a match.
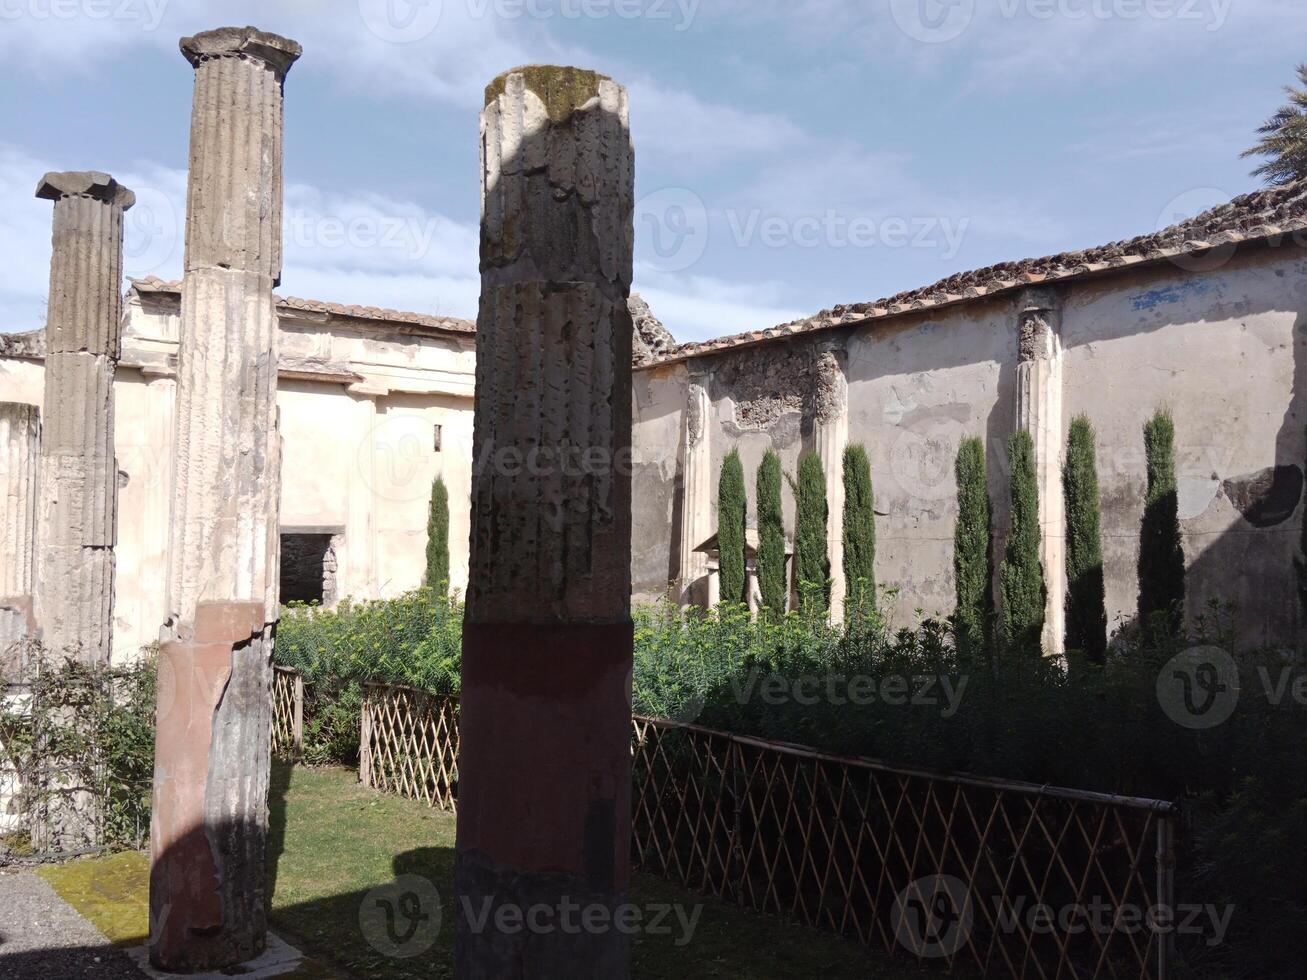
[656,182,1307,366]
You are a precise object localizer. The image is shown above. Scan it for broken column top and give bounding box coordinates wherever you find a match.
[35,172,135,210]
[485,64,615,120]
[180,26,302,77]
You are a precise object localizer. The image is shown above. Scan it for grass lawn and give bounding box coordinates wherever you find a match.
[41,763,935,979]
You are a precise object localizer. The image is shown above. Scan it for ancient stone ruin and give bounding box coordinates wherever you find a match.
[148,26,301,974]
[33,171,135,666]
[454,64,636,977]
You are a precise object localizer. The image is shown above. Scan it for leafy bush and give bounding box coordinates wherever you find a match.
[0,654,156,853]
[276,589,462,764]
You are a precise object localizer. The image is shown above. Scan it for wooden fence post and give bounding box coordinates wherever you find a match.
[358,687,371,788]
[292,673,303,756]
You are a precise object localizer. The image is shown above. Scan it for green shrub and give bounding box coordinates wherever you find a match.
[756,451,787,618]
[842,443,876,617]
[1000,429,1045,657]
[794,453,830,613]
[717,450,747,606]
[1139,411,1185,636]
[1063,416,1107,664]
[953,437,993,662]
[0,655,156,852]
[425,477,450,592]
[276,589,463,764]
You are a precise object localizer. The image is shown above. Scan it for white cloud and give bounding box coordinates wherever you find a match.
[634,269,804,341]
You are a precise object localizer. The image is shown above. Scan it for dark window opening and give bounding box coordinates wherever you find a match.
[433,423,443,452]
[280,532,338,606]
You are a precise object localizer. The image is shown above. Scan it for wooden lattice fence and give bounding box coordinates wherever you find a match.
[357,684,1178,979]
[271,666,303,760]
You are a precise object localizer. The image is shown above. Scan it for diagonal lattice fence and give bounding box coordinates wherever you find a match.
[271,666,303,760]
[359,682,460,810]
[345,682,1177,979]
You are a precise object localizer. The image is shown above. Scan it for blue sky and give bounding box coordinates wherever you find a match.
[0,0,1301,341]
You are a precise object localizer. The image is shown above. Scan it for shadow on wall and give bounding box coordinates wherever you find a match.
[1182,310,1307,648]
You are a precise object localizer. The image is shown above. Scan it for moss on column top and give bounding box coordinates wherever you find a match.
[484,65,612,123]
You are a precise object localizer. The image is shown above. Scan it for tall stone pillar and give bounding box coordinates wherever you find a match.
[149,27,300,974]
[679,375,712,605]
[814,346,849,622]
[0,403,40,652]
[455,65,635,978]
[33,172,134,666]
[1014,288,1065,657]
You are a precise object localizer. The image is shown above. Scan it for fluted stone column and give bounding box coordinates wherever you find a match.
[0,403,40,652]
[814,347,849,622]
[679,375,713,605]
[33,172,134,666]
[149,27,300,974]
[455,65,635,978]
[1014,288,1065,657]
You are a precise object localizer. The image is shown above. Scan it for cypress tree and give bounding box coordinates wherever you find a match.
[842,443,876,613]
[1063,416,1108,663]
[1000,429,1046,656]
[1138,411,1185,636]
[425,476,450,592]
[717,449,747,605]
[953,438,993,661]
[794,453,830,611]
[756,450,787,617]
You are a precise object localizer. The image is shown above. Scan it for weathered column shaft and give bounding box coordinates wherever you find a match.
[814,347,849,622]
[0,403,40,649]
[150,26,299,975]
[679,377,712,605]
[1014,288,1066,657]
[455,65,635,978]
[34,172,134,666]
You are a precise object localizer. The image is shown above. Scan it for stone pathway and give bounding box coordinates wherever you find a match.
[0,867,141,979]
